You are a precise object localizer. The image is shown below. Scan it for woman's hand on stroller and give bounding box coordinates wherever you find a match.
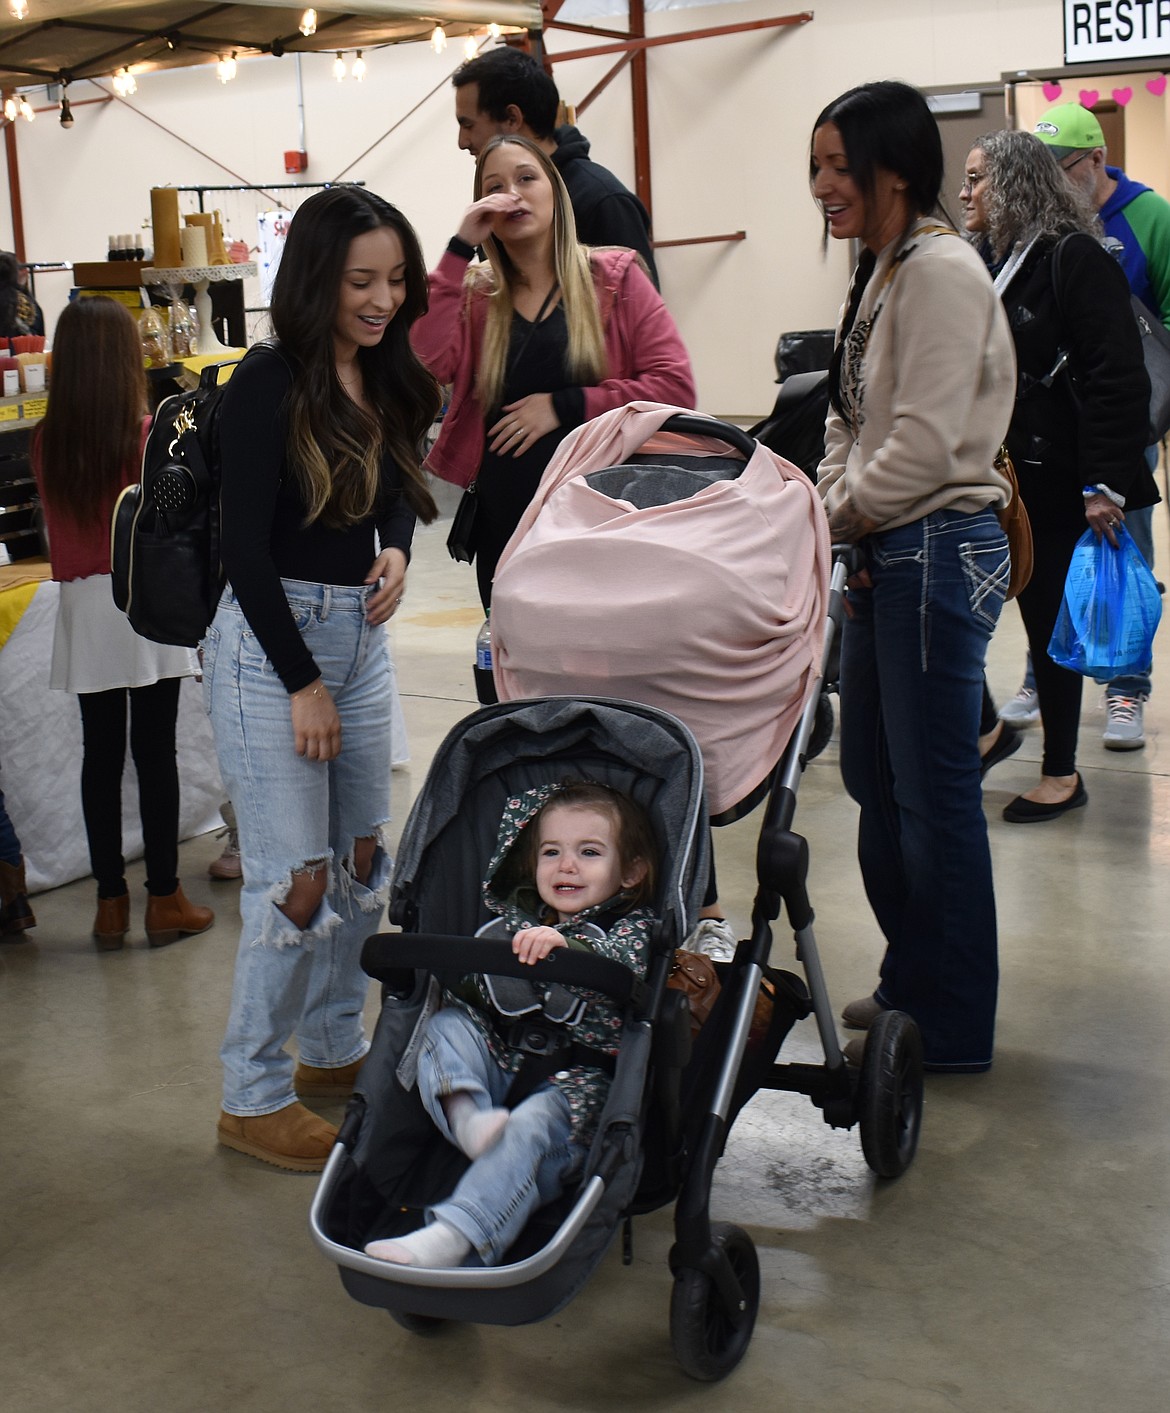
[827,491,877,545]
[489,394,560,458]
[513,926,568,965]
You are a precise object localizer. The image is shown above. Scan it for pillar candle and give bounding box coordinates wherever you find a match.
[150,188,183,269]
[180,225,208,268]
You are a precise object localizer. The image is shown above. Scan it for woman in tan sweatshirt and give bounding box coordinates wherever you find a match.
[811,81,1015,1073]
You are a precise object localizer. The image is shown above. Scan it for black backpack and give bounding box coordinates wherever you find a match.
[111,342,282,647]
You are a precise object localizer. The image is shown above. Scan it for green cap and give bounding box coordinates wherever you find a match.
[1033,103,1105,158]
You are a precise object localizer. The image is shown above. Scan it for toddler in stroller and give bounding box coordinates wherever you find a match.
[363,780,657,1268]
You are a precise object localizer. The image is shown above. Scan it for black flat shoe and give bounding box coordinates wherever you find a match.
[1002,773,1087,823]
[980,721,1022,778]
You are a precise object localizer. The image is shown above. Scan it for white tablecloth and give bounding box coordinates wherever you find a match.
[0,581,224,892]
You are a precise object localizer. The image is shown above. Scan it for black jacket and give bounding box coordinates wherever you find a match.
[1002,231,1157,509]
[551,125,658,289]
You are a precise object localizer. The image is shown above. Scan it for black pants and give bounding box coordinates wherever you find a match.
[1013,472,1089,778]
[78,679,182,898]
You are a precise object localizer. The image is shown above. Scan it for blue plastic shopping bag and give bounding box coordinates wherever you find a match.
[1048,526,1162,683]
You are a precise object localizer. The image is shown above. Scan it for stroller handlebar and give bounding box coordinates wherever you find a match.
[361,932,643,1005]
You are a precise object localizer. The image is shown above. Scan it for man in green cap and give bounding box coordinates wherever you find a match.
[1006,100,1169,750]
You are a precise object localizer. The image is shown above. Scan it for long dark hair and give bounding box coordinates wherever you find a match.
[270,186,440,527]
[810,81,949,246]
[0,252,30,338]
[35,297,146,527]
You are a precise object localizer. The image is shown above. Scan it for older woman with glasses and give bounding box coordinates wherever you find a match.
[959,130,1155,822]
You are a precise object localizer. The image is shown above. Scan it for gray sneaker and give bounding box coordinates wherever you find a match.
[1103,694,1147,750]
[999,686,1040,727]
[682,918,738,962]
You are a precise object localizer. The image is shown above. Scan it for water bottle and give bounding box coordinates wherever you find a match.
[474,613,498,705]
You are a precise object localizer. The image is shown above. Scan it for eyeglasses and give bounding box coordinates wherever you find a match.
[959,172,986,194]
[1060,150,1093,173]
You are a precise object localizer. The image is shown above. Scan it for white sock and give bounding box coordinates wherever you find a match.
[365,1221,472,1268]
[442,1092,510,1159]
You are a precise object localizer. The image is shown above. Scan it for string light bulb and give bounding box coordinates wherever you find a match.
[216,53,237,83]
[3,98,16,122]
[430,24,447,54]
[333,52,346,81]
[112,67,137,97]
[464,35,478,59]
[18,95,32,121]
[8,1,29,20]
[59,93,74,128]
[299,8,317,37]
[351,51,366,82]
[488,23,501,39]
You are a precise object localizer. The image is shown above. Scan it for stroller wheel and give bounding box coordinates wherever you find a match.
[389,1310,446,1335]
[669,1222,760,1381]
[805,690,835,762]
[856,1009,924,1178]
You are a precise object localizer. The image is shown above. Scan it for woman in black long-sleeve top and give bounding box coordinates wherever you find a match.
[961,130,1156,821]
[206,188,440,1171]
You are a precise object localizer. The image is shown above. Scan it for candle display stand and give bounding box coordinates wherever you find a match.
[141,263,257,355]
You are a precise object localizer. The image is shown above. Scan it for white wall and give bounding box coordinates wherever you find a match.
[4,0,1068,417]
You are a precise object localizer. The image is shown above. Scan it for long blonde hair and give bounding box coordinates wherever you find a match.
[472,135,606,413]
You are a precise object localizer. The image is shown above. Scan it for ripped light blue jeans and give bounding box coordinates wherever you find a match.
[419,1008,577,1265]
[204,580,393,1116]
[839,508,1007,1072]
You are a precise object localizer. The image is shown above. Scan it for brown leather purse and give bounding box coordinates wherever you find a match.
[667,949,722,1036]
[994,445,1033,600]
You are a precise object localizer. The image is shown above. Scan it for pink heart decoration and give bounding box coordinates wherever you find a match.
[1043,81,1063,102]
[1147,74,1168,96]
[1113,86,1133,105]
[1079,89,1100,108]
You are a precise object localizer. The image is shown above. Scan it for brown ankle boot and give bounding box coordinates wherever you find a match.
[93,894,130,951]
[216,1102,338,1172]
[294,1054,366,1100]
[144,884,214,948]
[0,857,35,936]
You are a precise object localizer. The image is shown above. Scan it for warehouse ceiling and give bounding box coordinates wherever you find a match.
[0,1,541,90]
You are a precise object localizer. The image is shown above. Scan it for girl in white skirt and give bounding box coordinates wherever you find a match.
[32,297,214,950]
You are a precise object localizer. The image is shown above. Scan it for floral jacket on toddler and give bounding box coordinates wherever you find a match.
[444,783,654,1144]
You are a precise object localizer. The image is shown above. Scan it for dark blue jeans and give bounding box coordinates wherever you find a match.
[0,786,22,866]
[839,508,1008,1071]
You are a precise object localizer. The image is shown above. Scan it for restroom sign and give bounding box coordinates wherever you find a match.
[1065,1,1170,63]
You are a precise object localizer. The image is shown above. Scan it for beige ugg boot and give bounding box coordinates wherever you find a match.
[216,1102,338,1172]
[293,1054,366,1100]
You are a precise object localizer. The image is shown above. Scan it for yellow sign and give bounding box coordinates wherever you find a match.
[0,404,19,422]
[77,287,144,311]
[22,397,47,419]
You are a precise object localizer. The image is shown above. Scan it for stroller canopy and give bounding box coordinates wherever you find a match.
[491,404,831,816]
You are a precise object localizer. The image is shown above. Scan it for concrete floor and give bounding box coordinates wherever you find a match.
[2,506,1168,1413]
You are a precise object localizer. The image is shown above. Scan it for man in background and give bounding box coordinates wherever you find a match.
[452,46,659,287]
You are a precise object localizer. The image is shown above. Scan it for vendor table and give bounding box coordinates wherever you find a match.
[0,561,224,892]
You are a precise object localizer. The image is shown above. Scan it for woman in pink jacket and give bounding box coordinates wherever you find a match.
[412,134,696,609]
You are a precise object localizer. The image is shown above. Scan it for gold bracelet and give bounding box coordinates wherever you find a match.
[293,681,326,701]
